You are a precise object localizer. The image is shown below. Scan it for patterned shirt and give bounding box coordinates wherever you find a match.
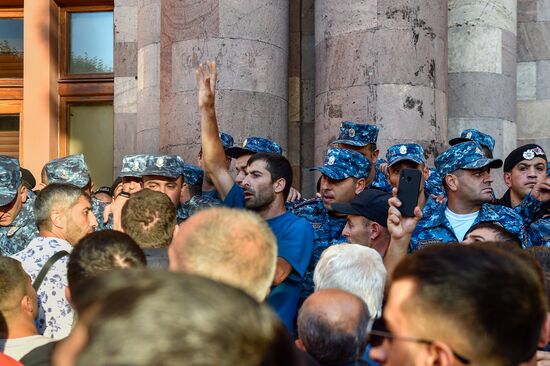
[11,237,73,340]
[0,194,39,256]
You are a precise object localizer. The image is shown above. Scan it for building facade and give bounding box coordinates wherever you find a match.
[1,0,548,196]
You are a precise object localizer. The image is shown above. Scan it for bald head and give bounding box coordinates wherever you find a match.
[168,207,277,302]
[297,289,371,364]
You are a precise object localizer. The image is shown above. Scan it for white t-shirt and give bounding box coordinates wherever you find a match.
[445,208,479,241]
[0,335,53,360]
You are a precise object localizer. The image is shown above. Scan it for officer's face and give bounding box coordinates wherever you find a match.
[387,161,428,189]
[0,185,26,227]
[143,176,183,207]
[65,195,97,244]
[235,154,252,186]
[342,215,371,246]
[463,227,499,244]
[122,177,142,195]
[454,168,493,203]
[320,175,361,211]
[504,157,547,199]
[242,160,276,210]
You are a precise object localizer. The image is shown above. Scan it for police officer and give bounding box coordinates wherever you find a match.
[0,156,38,255]
[43,153,108,230]
[495,144,550,246]
[119,154,149,195]
[198,132,234,200]
[178,163,221,221]
[331,121,392,193]
[292,147,370,301]
[141,154,187,223]
[410,141,531,250]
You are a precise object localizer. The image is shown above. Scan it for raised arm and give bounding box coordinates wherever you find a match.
[196,61,235,199]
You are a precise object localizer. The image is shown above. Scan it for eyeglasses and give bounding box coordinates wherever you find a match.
[368,322,471,365]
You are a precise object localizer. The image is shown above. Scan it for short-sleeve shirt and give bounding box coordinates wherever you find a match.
[11,237,73,339]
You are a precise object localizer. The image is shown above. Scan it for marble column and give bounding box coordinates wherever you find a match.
[448,0,517,195]
[159,0,289,163]
[314,0,448,166]
[113,0,138,175]
[136,0,161,154]
[517,0,550,151]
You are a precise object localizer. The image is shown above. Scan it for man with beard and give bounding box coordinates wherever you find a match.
[410,141,530,250]
[11,183,98,339]
[196,61,314,333]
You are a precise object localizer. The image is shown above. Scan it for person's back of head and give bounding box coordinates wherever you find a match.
[0,257,36,337]
[296,288,371,365]
[391,244,547,366]
[168,207,277,302]
[67,230,146,313]
[313,244,386,318]
[527,246,550,310]
[121,189,176,248]
[75,270,290,366]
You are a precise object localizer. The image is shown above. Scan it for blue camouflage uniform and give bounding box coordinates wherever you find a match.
[0,156,39,256]
[178,163,221,221]
[410,141,532,249]
[292,147,371,302]
[449,128,496,152]
[44,154,110,231]
[119,154,149,180]
[331,121,392,193]
[225,136,283,158]
[142,155,187,224]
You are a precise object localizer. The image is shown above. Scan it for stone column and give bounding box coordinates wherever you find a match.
[136,0,161,154]
[114,0,138,175]
[517,0,550,150]
[448,0,517,194]
[159,0,289,163]
[314,0,448,166]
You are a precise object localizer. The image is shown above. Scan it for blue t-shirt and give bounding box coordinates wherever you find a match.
[202,189,221,200]
[222,183,314,333]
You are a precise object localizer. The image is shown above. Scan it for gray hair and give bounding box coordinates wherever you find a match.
[34,183,86,231]
[313,244,386,318]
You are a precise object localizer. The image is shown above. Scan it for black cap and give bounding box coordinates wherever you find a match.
[503,144,547,172]
[331,188,391,227]
[20,167,36,190]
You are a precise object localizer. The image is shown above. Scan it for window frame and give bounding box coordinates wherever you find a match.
[0,99,23,159]
[59,5,114,81]
[0,8,24,87]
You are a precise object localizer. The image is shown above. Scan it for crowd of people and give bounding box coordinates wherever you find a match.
[0,60,549,366]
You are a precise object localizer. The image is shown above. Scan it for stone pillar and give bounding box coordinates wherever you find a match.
[114,0,138,175]
[159,0,289,163]
[448,0,517,195]
[136,0,161,154]
[517,0,550,151]
[314,0,448,166]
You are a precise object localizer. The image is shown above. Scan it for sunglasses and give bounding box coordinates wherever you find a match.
[367,317,471,365]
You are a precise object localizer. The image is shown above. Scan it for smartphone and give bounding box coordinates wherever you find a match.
[397,168,421,217]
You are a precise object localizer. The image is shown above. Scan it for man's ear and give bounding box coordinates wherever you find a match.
[65,287,73,307]
[370,222,382,240]
[355,178,367,194]
[20,185,28,204]
[444,174,458,193]
[428,341,456,366]
[273,178,286,194]
[373,149,380,161]
[503,172,512,189]
[539,312,550,347]
[50,207,66,230]
[21,295,34,316]
[422,165,430,181]
[295,338,307,352]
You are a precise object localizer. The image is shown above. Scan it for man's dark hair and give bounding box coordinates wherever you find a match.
[527,247,550,310]
[466,222,522,248]
[75,270,293,366]
[68,230,146,312]
[393,244,547,366]
[297,297,370,364]
[247,153,293,200]
[187,182,202,198]
[121,189,176,248]
[367,143,377,153]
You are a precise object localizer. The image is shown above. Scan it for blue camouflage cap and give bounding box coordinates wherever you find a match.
[225,137,283,159]
[142,155,185,179]
[219,132,234,150]
[45,154,90,189]
[119,154,150,178]
[331,121,379,147]
[435,141,503,177]
[182,163,203,185]
[449,129,495,152]
[386,143,425,167]
[310,147,371,180]
[0,156,21,206]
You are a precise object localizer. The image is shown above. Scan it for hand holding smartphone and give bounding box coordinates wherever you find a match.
[397,168,421,217]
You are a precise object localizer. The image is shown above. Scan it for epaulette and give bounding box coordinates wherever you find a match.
[292,197,320,210]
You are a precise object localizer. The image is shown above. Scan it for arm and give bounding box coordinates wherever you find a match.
[196,61,234,199]
[273,258,293,286]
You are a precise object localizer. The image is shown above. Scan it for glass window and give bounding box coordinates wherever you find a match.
[68,103,113,187]
[0,18,23,78]
[0,114,20,158]
[68,12,113,74]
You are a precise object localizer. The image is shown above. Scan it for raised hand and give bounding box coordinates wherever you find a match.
[531,177,550,203]
[195,61,217,111]
[387,188,422,241]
